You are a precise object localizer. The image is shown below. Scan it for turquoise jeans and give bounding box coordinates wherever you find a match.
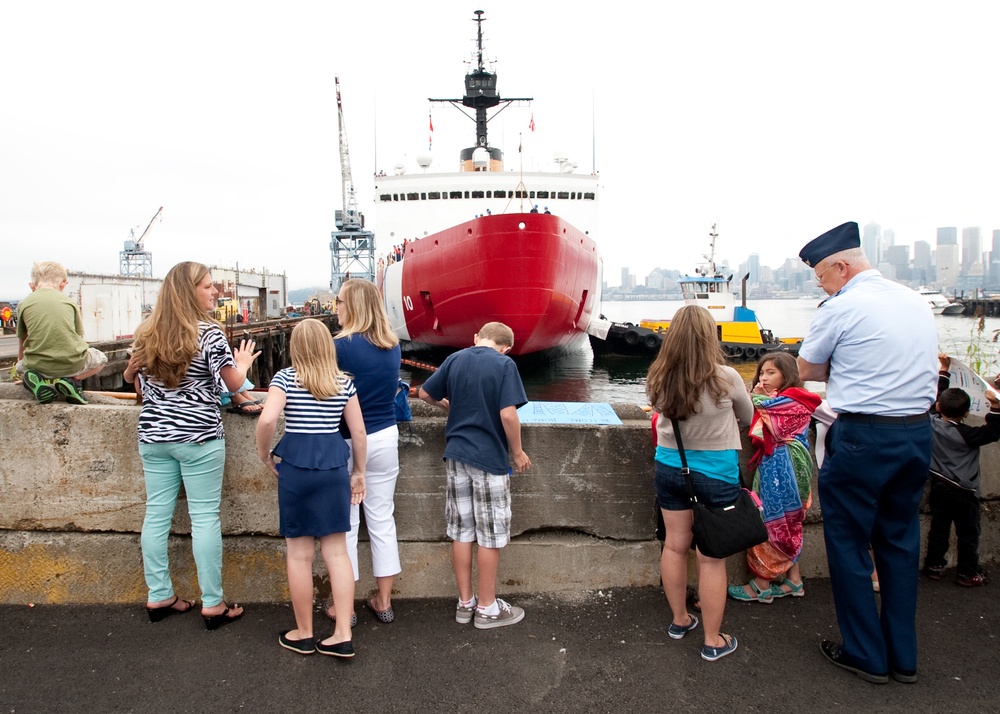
[139,439,227,606]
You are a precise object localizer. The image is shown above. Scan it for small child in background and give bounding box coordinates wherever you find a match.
[418,322,531,629]
[923,353,1000,587]
[15,261,107,404]
[256,318,367,657]
[729,352,820,603]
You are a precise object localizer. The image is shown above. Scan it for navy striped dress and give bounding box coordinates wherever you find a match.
[269,368,356,537]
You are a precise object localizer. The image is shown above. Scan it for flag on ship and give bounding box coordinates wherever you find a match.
[429,109,434,150]
[529,113,535,132]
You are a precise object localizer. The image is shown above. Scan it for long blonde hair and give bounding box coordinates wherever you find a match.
[132,261,216,388]
[336,279,399,349]
[290,318,344,399]
[645,305,728,419]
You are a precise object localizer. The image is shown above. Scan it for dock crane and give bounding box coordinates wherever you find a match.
[120,206,162,278]
[330,76,375,292]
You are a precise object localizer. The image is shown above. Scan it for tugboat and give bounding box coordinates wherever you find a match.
[589,225,802,360]
[376,11,602,357]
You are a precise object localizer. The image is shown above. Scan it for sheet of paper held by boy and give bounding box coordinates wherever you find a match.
[947,358,998,417]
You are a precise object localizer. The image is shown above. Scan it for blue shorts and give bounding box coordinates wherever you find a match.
[654,461,741,511]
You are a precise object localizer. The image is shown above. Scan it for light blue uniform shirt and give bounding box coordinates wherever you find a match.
[799,270,937,416]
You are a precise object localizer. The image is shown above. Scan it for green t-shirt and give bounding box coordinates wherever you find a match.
[16,288,89,377]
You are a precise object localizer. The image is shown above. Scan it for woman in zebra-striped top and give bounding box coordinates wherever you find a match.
[256,318,367,657]
[124,261,259,630]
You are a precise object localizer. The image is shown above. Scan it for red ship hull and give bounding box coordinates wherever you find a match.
[382,213,601,356]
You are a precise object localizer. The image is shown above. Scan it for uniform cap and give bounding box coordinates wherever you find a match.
[799,221,861,267]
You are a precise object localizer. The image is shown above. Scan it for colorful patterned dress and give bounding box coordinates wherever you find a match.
[745,387,821,580]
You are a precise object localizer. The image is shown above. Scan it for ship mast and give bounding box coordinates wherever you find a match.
[428,10,532,170]
[696,224,720,278]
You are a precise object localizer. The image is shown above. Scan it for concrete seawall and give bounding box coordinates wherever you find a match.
[1,384,998,604]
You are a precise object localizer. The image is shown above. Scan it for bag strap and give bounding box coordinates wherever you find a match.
[670,417,698,503]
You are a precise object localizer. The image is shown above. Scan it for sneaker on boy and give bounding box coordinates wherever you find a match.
[473,598,525,630]
[21,369,57,404]
[456,596,478,624]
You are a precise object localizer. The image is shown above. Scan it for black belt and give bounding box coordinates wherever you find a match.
[839,412,929,425]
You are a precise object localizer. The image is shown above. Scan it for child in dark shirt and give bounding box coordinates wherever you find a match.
[923,354,1000,587]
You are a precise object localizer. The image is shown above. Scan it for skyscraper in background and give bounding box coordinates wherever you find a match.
[862,222,882,267]
[748,253,761,284]
[962,226,983,275]
[936,227,960,288]
[992,230,1000,287]
[913,240,932,284]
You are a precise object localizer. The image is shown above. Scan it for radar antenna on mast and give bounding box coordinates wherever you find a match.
[120,206,162,278]
[330,76,375,291]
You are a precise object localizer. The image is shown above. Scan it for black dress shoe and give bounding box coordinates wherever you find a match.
[316,639,355,658]
[819,640,889,684]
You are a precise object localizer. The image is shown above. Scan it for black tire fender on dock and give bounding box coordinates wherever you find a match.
[746,347,759,360]
[624,329,640,346]
[644,333,659,350]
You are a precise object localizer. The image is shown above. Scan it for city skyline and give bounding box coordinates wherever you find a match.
[614,222,1000,294]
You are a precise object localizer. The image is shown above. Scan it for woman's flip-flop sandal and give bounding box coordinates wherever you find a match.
[228,399,263,416]
[146,595,196,623]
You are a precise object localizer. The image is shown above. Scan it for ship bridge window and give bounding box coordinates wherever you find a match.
[515,190,528,198]
[428,191,441,199]
[557,191,570,199]
[536,190,550,199]
[421,192,427,200]
[450,191,463,199]
[529,191,536,198]
[406,192,419,201]
[471,190,485,198]
[379,194,392,202]
[584,192,595,200]
[494,190,506,198]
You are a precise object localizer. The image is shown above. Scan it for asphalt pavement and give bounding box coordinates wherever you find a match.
[1,576,997,713]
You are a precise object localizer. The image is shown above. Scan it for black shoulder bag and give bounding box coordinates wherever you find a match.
[671,417,768,559]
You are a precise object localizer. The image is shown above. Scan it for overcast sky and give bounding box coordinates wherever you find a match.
[2,1,998,301]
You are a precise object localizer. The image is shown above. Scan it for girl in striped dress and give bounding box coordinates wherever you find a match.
[256,319,367,657]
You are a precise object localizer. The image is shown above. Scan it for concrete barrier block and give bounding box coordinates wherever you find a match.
[0,530,661,604]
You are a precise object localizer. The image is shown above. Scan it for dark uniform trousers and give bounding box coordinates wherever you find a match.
[819,413,932,675]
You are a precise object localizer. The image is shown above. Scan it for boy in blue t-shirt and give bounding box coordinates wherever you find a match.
[418,322,531,629]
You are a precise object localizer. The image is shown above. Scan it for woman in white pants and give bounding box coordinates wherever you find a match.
[330,279,402,623]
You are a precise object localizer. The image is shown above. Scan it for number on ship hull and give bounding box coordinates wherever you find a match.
[403,295,413,311]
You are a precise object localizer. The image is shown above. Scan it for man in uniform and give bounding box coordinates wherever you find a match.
[797,221,937,684]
